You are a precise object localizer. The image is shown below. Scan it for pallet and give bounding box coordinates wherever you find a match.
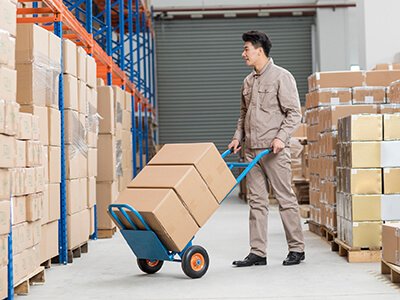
[14,267,45,296]
[41,254,59,269]
[307,220,322,237]
[67,242,89,263]
[381,260,400,283]
[332,238,381,263]
[98,227,117,239]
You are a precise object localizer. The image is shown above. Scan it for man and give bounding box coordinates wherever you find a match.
[229,31,305,267]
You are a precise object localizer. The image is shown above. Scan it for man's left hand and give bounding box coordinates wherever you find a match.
[271,138,285,154]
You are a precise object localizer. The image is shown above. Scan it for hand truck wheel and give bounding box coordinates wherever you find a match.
[137,259,164,274]
[181,245,209,279]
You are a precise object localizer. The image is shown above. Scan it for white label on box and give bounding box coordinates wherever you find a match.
[384,168,390,174]
[351,169,358,175]
[365,96,374,104]
[330,97,340,105]
[384,115,391,120]
[353,222,359,227]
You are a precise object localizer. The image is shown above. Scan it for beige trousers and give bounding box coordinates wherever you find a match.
[245,148,305,257]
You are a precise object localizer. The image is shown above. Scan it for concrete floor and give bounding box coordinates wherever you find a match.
[23,189,400,300]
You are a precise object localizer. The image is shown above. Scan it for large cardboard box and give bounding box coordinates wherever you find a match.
[382,223,400,266]
[86,55,96,88]
[65,146,80,179]
[352,86,386,104]
[308,71,365,91]
[12,196,26,225]
[0,0,16,36]
[87,177,96,208]
[307,88,351,108]
[0,66,16,102]
[26,193,42,222]
[18,112,33,140]
[348,194,381,221]
[63,74,79,111]
[5,101,19,136]
[149,143,236,203]
[35,166,45,193]
[67,209,90,249]
[96,181,117,229]
[342,114,382,142]
[129,165,219,226]
[0,169,10,200]
[63,39,77,77]
[381,195,400,221]
[383,168,400,194]
[383,114,400,141]
[39,220,58,263]
[97,86,114,134]
[16,24,48,63]
[25,167,36,194]
[88,148,97,177]
[78,80,87,115]
[48,183,60,222]
[344,220,382,248]
[48,107,61,146]
[344,168,382,194]
[20,105,48,145]
[97,134,116,181]
[0,265,6,300]
[115,188,199,252]
[16,63,46,106]
[15,140,26,168]
[346,142,381,168]
[76,46,87,82]
[41,185,49,225]
[64,109,79,145]
[112,86,124,126]
[0,134,15,168]
[48,146,61,183]
[48,31,61,66]
[0,234,7,266]
[0,31,15,69]
[365,70,400,86]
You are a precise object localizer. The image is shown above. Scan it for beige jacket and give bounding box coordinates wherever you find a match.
[233,58,301,149]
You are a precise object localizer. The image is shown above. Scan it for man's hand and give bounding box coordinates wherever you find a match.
[271,138,285,154]
[228,139,241,154]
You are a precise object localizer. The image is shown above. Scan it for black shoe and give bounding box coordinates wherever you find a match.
[232,253,267,267]
[282,251,305,266]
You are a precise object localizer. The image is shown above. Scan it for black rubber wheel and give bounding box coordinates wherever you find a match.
[137,259,164,274]
[181,245,209,279]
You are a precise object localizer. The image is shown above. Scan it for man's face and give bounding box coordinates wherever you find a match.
[242,41,262,67]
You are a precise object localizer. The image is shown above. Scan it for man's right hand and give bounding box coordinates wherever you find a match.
[228,139,241,154]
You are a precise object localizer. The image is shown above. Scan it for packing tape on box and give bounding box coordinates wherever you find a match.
[87,102,100,134]
[116,139,123,176]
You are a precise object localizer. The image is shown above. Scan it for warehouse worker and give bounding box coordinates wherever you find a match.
[229,31,305,267]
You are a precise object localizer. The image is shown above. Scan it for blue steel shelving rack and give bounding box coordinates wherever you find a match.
[15,0,156,298]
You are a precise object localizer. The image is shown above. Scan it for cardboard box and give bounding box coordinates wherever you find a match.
[63,74,79,111]
[48,31,61,66]
[65,145,80,179]
[0,101,5,134]
[384,113,400,141]
[18,112,33,140]
[64,109,79,145]
[13,247,38,285]
[97,86,114,134]
[31,115,40,141]
[87,177,96,208]
[343,194,381,221]
[35,166,45,193]
[124,91,132,111]
[344,168,382,194]
[344,220,382,248]
[384,168,400,194]
[67,209,90,249]
[86,55,96,88]
[347,142,381,168]
[381,141,400,167]
[122,110,131,131]
[342,114,382,142]
[76,46,86,82]
[39,220,58,263]
[12,196,26,225]
[48,107,61,146]
[112,86,124,126]
[48,183,60,222]
[15,140,26,167]
[97,78,105,87]
[48,146,61,183]
[5,101,19,136]
[0,134,15,168]
[16,63,47,107]
[63,39,77,77]
[0,66,16,102]
[381,195,400,221]
[67,179,83,215]
[309,88,352,108]
[0,265,6,300]
[149,143,236,203]
[25,167,36,194]
[78,80,87,114]
[0,32,15,69]
[129,165,219,226]
[382,223,400,266]
[88,148,97,177]
[309,71,365,91]
[365,70,400,86]
[41,184,49,225]
[115,188,199,252]
[26,193,42,222]
[26,141,40,167]
[0,169,10,200]
[42,146,48,183]
[16,24,48,63]
[20,105,48,145]
[0,234,8,266]
[352,86,386,104]
[97,134,116,181]
[96,181,117,229]
[0,0,16,36]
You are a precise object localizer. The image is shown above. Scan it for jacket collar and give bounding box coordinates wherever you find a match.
[253,57,273,77]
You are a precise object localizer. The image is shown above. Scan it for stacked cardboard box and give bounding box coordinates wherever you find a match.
[0,0,16,295]
[121,91,133,190]
[16,23,62,264]
[382,223,400,266]
[113,143,236,251]
[337,114,400,248]
[63,39,97,249]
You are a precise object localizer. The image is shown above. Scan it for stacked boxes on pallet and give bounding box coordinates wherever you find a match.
[337,114,400,248]
[0,0,16,296]
[62,39,98,250]
[306,70,400,231]
[16,23,62,265]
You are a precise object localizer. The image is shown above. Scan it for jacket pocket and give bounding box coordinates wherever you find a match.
[258,85,277,112]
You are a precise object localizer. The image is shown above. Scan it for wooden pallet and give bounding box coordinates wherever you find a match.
[67,242,89,263]
[41,255,59,269]
[381,260,400,283]
[333,238,381,263]
[98,227,117,239]
[14,267,45,296]
[307,220,322,237]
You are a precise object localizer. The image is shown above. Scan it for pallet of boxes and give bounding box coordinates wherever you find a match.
[305,69,400,241]
[381,223,400,284]
[336,113,400,262]
[111,143,236,267]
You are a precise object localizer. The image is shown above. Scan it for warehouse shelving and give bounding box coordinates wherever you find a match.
[13,0,156,298]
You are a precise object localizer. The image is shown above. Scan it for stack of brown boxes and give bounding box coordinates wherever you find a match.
[63,39,98,250]
[16,23,62,265]
[11,111,44,284]
[114,143,237,251]
[121,91,133,189]
[0,0,16,295]
[337,114,400,248]
[306,69,400,230]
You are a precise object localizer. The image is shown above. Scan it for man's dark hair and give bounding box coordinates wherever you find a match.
[242,31,272,56]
